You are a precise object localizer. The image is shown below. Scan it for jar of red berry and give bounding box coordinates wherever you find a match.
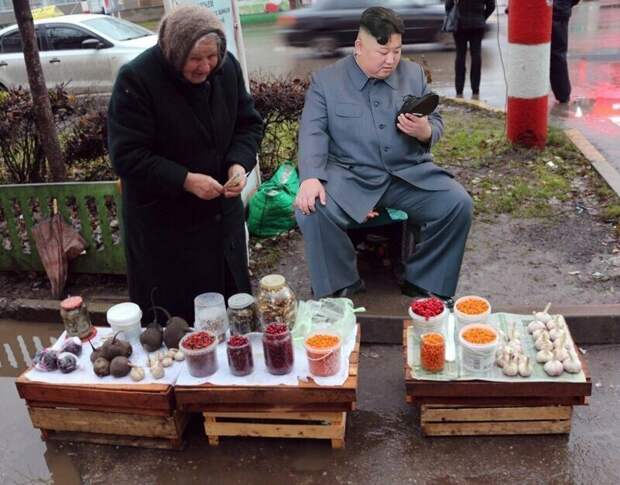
[179,330,219,378]
[227,335,254,376]
[262,323,294,375]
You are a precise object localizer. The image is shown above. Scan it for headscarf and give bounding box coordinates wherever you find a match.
[158,5,227,74]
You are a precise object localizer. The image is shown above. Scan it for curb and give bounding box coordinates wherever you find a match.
[2,298,618,346]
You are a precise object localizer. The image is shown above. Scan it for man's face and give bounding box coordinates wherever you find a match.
[355,31,402,79]
[182,37,220,84]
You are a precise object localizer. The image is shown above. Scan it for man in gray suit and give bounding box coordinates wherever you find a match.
[295,7,473,300]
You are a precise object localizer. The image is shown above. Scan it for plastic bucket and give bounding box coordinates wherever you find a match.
[106,302,142,342]
[179,330,219,378]
[408,302,448,339]
[454,295,491,332]
[458,323,499,373]
[304,331,342,377]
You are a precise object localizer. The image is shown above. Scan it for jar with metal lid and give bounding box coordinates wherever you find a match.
[257,274,297,330]
[60,296,94,340]
[227,293,258,335]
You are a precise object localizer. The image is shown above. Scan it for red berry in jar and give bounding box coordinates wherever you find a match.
[227,335,254,376]
[262,324,294,375]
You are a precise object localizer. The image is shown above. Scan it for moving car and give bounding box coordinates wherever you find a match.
[0,14,157,94]
[277,0,450,53]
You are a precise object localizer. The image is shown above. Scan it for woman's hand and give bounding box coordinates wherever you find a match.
[183,172,224,200]
[397,113,432,142]
[223,164,247,198]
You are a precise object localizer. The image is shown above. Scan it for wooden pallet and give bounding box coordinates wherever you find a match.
[203,411,347,448]
[16,377,188,450]
[176,325,360,448]
[420,404,572,436]
[403,321,592,437]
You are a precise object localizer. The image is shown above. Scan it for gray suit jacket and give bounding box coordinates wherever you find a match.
[299,55,454,223]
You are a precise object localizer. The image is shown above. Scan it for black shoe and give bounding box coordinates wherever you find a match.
[331,279,366,298]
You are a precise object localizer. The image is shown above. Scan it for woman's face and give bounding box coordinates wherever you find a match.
[182,37,220,84]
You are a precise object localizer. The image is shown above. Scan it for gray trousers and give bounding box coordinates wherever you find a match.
[296,176,473,298]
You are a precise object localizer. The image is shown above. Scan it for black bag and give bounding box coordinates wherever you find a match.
[441,0,459,33]
[395,92,439,124]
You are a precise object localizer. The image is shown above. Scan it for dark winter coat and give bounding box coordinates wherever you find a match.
[553,0,580,21]
[446,0,496,31]
[107,45,263,324]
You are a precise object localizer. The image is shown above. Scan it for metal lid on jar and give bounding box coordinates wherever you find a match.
[60,296,83,311]
[260,274,286,291]
[228,293,255,310]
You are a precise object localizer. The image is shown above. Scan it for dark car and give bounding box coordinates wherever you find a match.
[277,0,450,53]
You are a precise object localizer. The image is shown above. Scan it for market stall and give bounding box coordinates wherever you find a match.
[403,297,592,437]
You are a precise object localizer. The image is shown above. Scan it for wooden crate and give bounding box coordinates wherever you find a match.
[16,377,188,450]
[420,404,572,437]
[403,321,592,437]
[175,326,360,448]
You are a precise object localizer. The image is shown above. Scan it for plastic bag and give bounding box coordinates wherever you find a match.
[292,298,364,343]
[248,163,299,237]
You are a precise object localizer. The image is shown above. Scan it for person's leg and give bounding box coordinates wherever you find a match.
[380,177,473,298]
[295,192,360,298]
[469,29,484,95]
[550,18,571,103]
[453,31,468,96]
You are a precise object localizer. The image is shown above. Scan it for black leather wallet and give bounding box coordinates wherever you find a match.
[396,92,439,123]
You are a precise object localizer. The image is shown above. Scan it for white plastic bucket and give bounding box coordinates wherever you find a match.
[454,295,492,331]
[408,303,448,339]
[106,302,142,342]
[458,323,499,373]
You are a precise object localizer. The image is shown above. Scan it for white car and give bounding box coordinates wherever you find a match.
[0,14,157,94]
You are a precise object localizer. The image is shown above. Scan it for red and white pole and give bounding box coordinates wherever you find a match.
[507,0,552,148]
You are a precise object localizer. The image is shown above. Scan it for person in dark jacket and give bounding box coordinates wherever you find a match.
[107,5,263,324]
[445,0,495,98]
[551,0,580,103]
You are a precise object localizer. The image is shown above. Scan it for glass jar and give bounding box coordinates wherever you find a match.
[227,293,258,335]
[60,296,93,340]
[420,332,445,373]
[226,335,254,376]
[257,274,297,330]
[262,323,294,375]
[180,330,219,378]
[194,292,229,343]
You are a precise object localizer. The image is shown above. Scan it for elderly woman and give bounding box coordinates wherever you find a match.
[107,5,263,323]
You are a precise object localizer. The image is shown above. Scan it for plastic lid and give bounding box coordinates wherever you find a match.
[228,293,255,310]
[60,296,83,311]
[260,274,285,291]
[106,302,142,327]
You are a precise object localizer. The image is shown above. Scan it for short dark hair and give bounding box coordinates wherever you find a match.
[359,7,405,45]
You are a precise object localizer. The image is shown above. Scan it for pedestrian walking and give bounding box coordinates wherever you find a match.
[445,0,495,99]
[551,0,580,103]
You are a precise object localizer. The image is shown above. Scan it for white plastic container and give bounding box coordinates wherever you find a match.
[408,301,448,339]
[454,295,492,331]
[106,302,142,342]
[458,323,499,373]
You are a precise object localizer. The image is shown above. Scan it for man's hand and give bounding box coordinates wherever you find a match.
[295,178,326,215]
[223,164,247,198]
[396,113,432,142]
[365,210,379,221]
[183,172,224,200]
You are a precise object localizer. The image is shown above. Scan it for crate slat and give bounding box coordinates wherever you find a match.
[422,419,571,437]
[421,405,572,422]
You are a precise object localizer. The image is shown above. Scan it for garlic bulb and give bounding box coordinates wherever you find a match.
[150,364,165,379]
[518,355,533,377]
[532,328,546,341]
[543,353,564,377]
[174,350,185,362]
[554,333,569,361]
[546,319,558,331]
[495,348,506,368]
[535,333,552,351]
[161,357,174,368]
[528,320,546,334]
[536,348,554,363]
[130,366,145,382]
[502,355,518,377]
[534,303,552,323]
[549,327,564,342]
[563,350,583,374]
[149,354,160,367]
[167,349,177,359]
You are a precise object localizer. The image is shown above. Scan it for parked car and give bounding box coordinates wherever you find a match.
[0,14,157,94]
[277,0,450,53]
